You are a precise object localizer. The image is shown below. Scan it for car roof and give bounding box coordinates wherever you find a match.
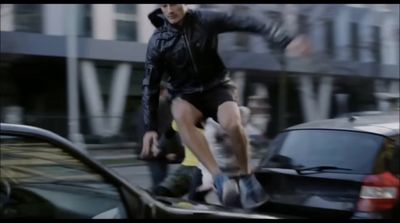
[1,123,73,143]
[286,113,399,137]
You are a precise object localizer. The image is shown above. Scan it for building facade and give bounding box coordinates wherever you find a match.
[1,4,399,143]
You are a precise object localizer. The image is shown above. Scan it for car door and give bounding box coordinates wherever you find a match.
[0,129,136,219]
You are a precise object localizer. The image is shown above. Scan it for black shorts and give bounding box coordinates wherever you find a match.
[176,84,237,123]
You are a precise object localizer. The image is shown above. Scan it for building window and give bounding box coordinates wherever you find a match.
[324,19,335,58]
[265,10,284,25]
[350,22,359,61]
[199,4,213,9]
[233,6,249,50]
[114,4,137,41]
[14,4,42,33]
[297,14,310,35]
[371,25,381,63]
[264,10,284,50]
[116,4,136,14]
[78,4,92,37]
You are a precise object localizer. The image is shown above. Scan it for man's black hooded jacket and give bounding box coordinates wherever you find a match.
[142,8,294,132]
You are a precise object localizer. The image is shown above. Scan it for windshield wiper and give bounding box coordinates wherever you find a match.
[295,165,352,175]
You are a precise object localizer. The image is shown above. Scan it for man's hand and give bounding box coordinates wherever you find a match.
[165,153,177,161]
[141,131,159,159]
[286,34,312,57]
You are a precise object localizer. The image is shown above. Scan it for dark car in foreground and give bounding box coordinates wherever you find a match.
[254,113,399,219]
[0,123,282,219]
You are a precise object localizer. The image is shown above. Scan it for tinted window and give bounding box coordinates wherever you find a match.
[0,135,127,218]
[261,130,384,174]
[115,4,136,14]
[114,4,137,41]
[78,4,92,37]
[14,4,42,33]
[116,20,137,41]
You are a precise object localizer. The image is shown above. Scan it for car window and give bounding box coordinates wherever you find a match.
[261,130,385,174]
[378,135,400,176]
[0,135,128,219]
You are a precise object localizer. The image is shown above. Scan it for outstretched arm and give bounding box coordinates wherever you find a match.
[201,9,294,51]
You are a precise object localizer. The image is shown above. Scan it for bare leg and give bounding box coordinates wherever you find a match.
[217,101,251,175]
[171,98,221,177]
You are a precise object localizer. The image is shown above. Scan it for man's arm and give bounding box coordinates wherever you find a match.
[142,34,164,132]
[200,9,294,51]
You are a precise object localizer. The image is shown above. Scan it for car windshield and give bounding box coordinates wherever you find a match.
[0,139,112,190]
[260,130,385,174]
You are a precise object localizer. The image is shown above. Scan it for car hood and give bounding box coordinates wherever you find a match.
[150,195,293,219]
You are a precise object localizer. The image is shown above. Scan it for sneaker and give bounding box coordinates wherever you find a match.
[238,174,269,209]
[214,174,241,207]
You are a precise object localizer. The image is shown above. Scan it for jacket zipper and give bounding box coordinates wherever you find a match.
[183,31,199,74]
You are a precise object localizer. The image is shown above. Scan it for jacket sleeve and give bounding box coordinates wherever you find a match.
[142,34,164,132]
[201,9,294,51]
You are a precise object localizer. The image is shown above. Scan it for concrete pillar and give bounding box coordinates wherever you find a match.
[80,60,107,136]
[298,75,333,121]
[381,12,397,65]
[299,75,317,122]
[43,4,65,35]
[375,80,400,112]
[80,61,132,137]
[137,4,157,43]
[317,76,333,119]
[231,70,246,105]
[92,4,114,40]
[310,18,325,58]
[335,7,350,61]
[0,4,14,31]
[107,63,131,135]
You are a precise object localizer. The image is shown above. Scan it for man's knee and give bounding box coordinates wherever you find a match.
[220,118,242,134]
[171,98,201,126]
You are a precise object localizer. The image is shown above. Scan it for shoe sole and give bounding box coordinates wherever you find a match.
[222,179,241,207]
[242,193,269,209]
[239,176,270,209]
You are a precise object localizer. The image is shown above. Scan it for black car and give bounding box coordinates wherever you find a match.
[0,123,283,219]
[254,113,399,219]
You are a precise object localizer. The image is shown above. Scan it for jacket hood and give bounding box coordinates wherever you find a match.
[148,8,194,30]
[148,8,165,28]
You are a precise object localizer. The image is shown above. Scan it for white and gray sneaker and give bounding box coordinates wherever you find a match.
[214,174,241,207]
[238,174,269,209]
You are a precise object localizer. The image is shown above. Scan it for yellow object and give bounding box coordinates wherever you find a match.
[172,121,199,167]
[176,201,193,209]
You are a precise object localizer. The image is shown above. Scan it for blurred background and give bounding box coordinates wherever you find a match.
[1,4,399,164]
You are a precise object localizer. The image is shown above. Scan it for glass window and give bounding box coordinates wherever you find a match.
[116,20,137,41]
[350,22,359,61]
[0,134,127,218]
[298,14,310,35]
[371,25,381,63]
[265,10,283,25]
[115,4,136,14]
[232,6,250,50]
[14,4,42,33]
[325,19,335,58]
[261,130,384,174]
[114,4,137,41]
[264,10,284,51]
[78,4,92,37]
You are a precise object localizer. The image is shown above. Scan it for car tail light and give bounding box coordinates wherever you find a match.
[357,172,399,212]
